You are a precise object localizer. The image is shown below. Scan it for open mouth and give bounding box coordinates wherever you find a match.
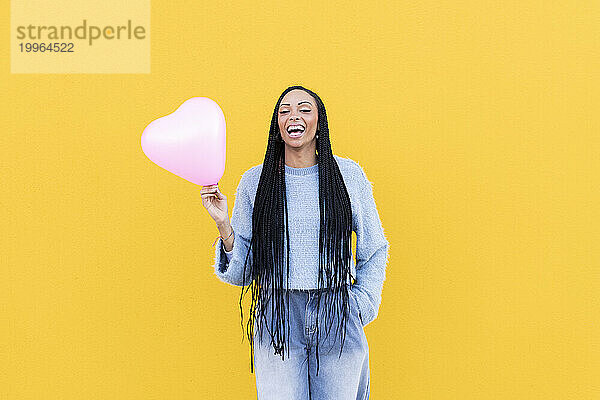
[287,124,305,137]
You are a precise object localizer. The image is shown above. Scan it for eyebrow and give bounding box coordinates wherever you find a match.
[279,101,313,107]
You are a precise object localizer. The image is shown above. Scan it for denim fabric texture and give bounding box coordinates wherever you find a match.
[253,287,370,400]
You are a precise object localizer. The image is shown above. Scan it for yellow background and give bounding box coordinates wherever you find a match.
[2,1,599,399]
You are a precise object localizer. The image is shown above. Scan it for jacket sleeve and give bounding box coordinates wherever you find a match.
[351,166,390,327]
[212,174,253,286]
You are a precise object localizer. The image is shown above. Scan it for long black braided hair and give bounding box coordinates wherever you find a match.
[239,85,354,376]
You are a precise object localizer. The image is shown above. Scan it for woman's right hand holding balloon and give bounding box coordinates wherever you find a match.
[201,184,228,225]
[201,184,234,251]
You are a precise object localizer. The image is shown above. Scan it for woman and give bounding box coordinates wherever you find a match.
[201,85,389,399]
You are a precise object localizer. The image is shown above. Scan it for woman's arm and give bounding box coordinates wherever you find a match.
[217,220,234,252]
[212,175,253,286]
[351,165,390,327]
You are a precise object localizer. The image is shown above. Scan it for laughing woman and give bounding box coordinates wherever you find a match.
[201,85,389,400]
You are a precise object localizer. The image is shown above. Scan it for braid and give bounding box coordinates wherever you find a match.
[239,85,354,376]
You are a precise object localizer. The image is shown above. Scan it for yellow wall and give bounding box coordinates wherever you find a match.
[3,1,598,398]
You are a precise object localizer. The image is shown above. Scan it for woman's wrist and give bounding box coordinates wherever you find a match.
[216,220,234,252]
[216,219,231,234]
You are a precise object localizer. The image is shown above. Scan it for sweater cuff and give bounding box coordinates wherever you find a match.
[351,285,377,327]
[223,244,233,262]
[214,238,230,273]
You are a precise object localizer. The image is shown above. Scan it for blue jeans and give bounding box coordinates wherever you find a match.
[253,286,370,399]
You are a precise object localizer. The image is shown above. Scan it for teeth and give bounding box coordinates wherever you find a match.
[287,125,305,133]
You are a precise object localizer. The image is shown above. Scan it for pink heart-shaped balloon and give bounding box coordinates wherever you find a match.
[141,97,226,186]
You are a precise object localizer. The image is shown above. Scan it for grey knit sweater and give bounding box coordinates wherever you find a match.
[212,155,389,327]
